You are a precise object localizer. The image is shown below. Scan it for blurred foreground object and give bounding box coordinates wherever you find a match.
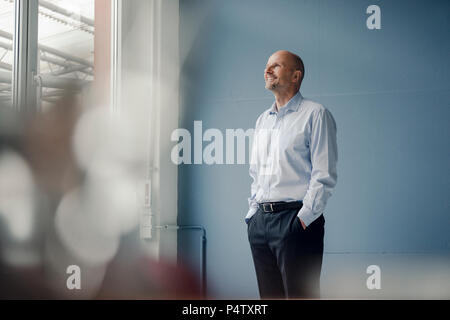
[0,95,201,299]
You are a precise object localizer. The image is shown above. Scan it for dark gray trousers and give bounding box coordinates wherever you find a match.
[247,207,325,299]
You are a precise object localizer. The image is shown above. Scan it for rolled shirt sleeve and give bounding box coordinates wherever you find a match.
[297,107,338,227]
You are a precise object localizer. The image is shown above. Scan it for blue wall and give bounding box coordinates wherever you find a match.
[177,0,450,298]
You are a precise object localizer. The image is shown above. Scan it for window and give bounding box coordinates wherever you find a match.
[0,0,96,112]
[0,0,16,108]
[37,0,94,111]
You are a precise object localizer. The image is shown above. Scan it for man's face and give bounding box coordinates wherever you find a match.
[264,52,296,92]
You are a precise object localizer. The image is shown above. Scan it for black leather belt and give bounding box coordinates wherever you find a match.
[258,201,303,213]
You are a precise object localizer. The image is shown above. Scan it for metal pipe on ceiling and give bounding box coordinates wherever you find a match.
[0,29,93,68]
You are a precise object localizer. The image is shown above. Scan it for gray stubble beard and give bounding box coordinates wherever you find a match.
[265,81,278,91]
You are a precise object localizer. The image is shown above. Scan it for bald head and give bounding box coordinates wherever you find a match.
[273,50,305,84]
[264,50,305,94]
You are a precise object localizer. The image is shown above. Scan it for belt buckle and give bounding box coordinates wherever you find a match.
[263,203,274,212]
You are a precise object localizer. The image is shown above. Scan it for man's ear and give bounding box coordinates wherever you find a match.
[292,70,301,84]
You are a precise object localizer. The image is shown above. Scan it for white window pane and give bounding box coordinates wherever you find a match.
[38,0,94,110]
[0,0,15,108]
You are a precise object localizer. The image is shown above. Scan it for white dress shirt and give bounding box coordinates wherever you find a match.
[246,91,338,227]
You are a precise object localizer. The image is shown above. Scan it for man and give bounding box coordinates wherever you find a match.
[246,50,337,299]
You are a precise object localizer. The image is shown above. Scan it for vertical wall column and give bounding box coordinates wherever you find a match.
[151,0,180,264]
[94,0,111,107]
[13,0,38,112]
[119,0,180,263]
[110,0,122,115]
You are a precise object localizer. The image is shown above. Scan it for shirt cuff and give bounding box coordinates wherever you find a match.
[245,206,258,224]
[297,206,321,227]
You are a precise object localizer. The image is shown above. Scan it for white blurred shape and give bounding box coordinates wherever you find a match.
[84,166,140,236]
[55,188,120,266]
[0,150,35,241]
[71,104,145,244]
[72,105,147,171]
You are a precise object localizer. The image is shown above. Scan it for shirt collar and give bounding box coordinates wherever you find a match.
[269,91,303,116]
